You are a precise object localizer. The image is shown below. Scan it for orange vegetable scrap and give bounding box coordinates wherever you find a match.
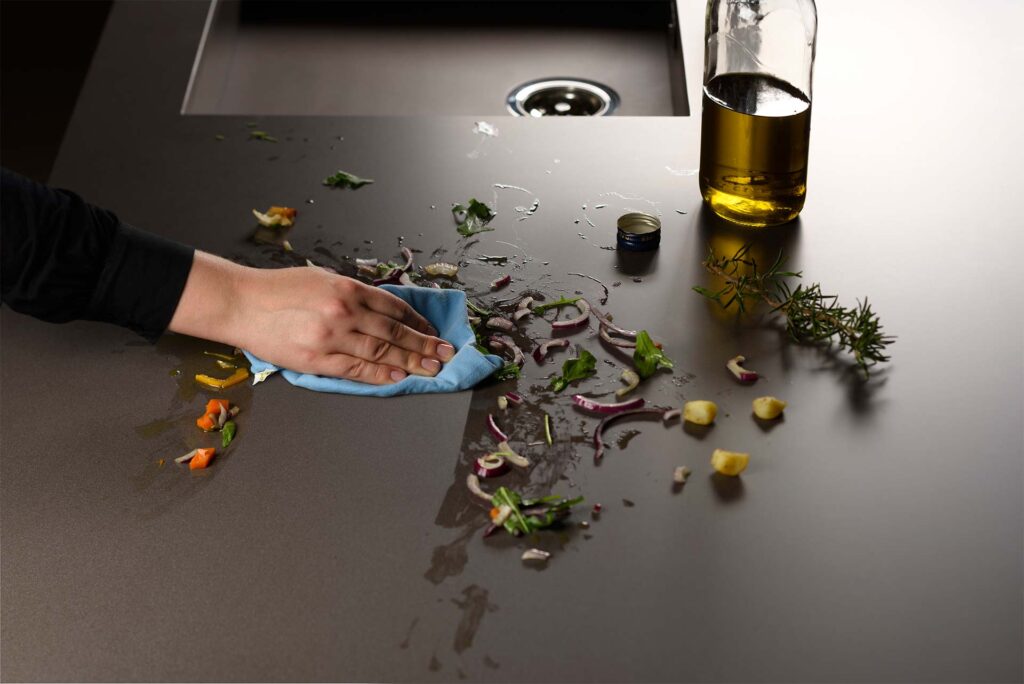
[189,448,215,470]
[267,206,297,220]
[195,367,249,390]
[196,413,217,431]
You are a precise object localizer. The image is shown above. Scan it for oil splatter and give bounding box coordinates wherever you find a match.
[622,498,636,507]
[399,616,419,649]
[616,429,642,449]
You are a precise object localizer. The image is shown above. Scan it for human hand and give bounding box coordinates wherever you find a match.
[170,253,455,384]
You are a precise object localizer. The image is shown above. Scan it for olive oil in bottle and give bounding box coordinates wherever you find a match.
[699,73,812,228]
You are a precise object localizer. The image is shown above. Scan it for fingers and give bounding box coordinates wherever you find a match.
[313,353,409,386]
[359,285,436,336]
[340,331,444,377]
[357,313,455,365]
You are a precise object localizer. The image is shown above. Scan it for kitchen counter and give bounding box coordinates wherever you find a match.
[1,1,1021,681]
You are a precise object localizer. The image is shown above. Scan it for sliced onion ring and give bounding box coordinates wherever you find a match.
[487,414,509,442]
[550,298,591,330]
[572,394,645,414]
[533,338,570,363]
[599,326,636,349]
[496,441,530,468]
[490,274,512,290]
[489,335,525,367]
[592,307,637,338]
[504,391,523,405]
[662,408,682,422]
[466,473,493,502]
[727,355,759,382]
[593,408,669,460]
[616,369,641,397]
[474,453,510,478]
[486,317,515,332]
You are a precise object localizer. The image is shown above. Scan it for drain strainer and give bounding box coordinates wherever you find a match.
[507,78,619,117]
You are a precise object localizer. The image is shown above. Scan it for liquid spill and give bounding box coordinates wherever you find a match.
[473,121,498,137]
[615,429,642,449]
[399,617,419,649]
[452,585,497,654]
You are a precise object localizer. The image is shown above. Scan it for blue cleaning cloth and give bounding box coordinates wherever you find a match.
[243,285,504,396]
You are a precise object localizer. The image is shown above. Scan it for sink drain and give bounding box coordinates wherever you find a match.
[507,78,619,117]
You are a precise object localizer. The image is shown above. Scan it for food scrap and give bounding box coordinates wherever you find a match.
[711,448,749,476]
[323,170,374,189]
[189,448,216,470]
[727,355,758,382]
[549,348,597,392]
[195,367,249,390]
[633,330,674,379]
[252,205,297,228]
[488,486,584,537]
[673,466,692,484]
[521,549,551,563]
[682,400,718,426]
[752,396,787,420]
[452,198,495,237]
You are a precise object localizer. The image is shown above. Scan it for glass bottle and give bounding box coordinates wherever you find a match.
[699,0,817,227]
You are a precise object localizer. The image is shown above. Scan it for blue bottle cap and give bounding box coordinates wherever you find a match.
[616,212,661,251]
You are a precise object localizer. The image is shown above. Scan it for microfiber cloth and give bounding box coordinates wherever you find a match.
[243,285,504,396]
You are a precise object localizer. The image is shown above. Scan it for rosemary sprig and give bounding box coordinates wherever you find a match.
[693,244,894,374]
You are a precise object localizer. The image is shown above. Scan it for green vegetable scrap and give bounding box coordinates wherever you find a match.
[214,134,225,141]
[248,130,278,143]
[549,348,596,392]
[694,244,894,374]
[490,486,584,537]
[493,362,521,382]
[323,170,374,189]
[453,198,495,237]
[531,296,581,315]
[221,421,237,448]
[633,330,674,379]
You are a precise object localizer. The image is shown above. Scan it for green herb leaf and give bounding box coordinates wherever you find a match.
[633,330,674,379]
[549,349,596,392]
[323,170,374,189]
[532,296,581,315]
[221,421,237,448]
[493,362,521,381]
[453,198,496,236]
[490,486,583,537]
[248,130,278,142]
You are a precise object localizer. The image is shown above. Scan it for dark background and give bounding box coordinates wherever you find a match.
[0,0,112,182]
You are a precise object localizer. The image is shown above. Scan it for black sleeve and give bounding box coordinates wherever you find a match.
[1,167,194,341]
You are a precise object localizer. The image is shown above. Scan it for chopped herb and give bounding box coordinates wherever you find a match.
[549,348,597,392]
[532,296,581,315]
[466,300,494,317]
[214,134,225,141]
[323,170,374,189]
[544,413,553,445]
[221,421,237,448]
[493,362,521,381]
[490,486,584,537]
[633,330,674,379]
[453,198,496,237]
[248,130,278,142]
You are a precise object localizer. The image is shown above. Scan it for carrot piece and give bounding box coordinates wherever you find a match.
[196,413,217,431]
[189,448,215,470]
[205,399,230,415]
[195,368,249,390]
[268,206,297,219]
[489,507,501,521]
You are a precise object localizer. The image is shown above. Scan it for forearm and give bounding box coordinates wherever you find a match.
[167,250,253,349]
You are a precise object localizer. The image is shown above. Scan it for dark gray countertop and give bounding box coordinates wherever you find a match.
[2,1,1022,682]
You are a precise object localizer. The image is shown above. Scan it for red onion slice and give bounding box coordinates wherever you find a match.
[550,298,591,330]
[487,414,509,442]
[504,391,523,405]
[399,246,414,273]
[592,307,637,338]
[486,317,515,332]
[532,338,570,363]
[572,394,645,414]
[490,274,511,290]
[496,441,530,468]
[727,355,759,382]
[599,326,636,349]
[474,453,510,478]
[466,473,493,502]
[398,272,414,286]
[516,296,535,311]
[593,408,669,460]
[489,335,525,367]
[662,408,682,422]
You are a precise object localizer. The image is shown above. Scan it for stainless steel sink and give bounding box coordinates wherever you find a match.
[182,1,689,116]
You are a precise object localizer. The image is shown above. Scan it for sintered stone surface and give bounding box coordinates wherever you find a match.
[1,1,1021,682]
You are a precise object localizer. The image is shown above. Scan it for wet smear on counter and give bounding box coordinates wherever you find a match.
[451,585,497,654]
[399,617,419,650]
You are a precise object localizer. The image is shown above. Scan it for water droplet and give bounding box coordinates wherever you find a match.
[305,198,315,204]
